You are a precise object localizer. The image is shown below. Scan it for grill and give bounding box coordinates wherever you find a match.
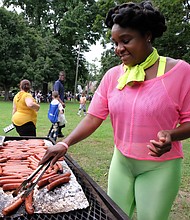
[1,136,130,220]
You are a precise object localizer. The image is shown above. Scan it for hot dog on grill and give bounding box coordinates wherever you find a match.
[25,191,34,215]
[2,197,25,216]
[47,176,70,191]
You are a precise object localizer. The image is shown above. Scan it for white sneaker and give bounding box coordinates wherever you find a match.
[77,112,81,117]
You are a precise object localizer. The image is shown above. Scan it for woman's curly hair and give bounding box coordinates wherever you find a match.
[105,1,167,41]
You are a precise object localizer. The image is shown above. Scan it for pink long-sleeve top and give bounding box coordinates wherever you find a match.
[88,60,190,161]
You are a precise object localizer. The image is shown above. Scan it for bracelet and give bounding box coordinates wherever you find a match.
[58,142,69,149]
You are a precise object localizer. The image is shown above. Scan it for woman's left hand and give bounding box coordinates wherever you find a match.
[147,130,172,157]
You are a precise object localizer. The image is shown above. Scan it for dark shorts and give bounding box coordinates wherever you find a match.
[14,121,36,136]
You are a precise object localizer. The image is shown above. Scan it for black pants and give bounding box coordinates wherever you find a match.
[48,123,65,141]
[14,121,36,136]
[58,123,65,135]
[48,123,59,141]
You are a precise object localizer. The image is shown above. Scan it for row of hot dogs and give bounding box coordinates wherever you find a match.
[0,139,71,216]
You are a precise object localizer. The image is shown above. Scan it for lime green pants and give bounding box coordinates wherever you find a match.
[107,147,182,220]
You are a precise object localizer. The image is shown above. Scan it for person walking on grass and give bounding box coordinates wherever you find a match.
[12,79,40,136]
[54,70,66,137]
[40,2,190,219]
[48,91,66,140]
[77,92,87,117]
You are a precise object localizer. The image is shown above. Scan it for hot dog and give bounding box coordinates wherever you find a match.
[3,183,22,191]
[37,173,59,188]
[56,162,63,173]
[25,191,34,215]
[47,176,70,191]
[0,166,2,175]
[0,158,8,163]
[29,164,38,170]
[48,172,71,183]
[39,171,57,180]
[1,172,23,177]
[0,178,25,186]
[34,154,42,161]
[2,197,25,216]
[0,175,22,181]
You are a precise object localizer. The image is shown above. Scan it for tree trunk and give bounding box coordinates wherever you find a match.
[4,87,10,101]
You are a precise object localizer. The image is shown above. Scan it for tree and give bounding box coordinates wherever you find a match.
[153,0,190,62]
[0,7,64,100]
[2,0,100,92]
[96,0,190,83]
[0,8,31,100]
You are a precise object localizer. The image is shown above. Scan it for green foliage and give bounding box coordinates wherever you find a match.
[98,0,190,79]
[0,8,29,98]
[151,0,190,62]
[0,8,65,99]
[2,0,100,93]
[1,0,189,96]
[96,48,120,86]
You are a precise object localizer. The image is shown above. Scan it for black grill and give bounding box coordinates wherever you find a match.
[0,137,130,220]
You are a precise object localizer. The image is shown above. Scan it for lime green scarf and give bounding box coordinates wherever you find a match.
[116,48,159,90]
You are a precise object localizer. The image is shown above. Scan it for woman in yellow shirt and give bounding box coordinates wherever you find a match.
[12,79,40,136]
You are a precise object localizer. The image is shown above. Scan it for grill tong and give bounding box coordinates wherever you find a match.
[12,160,51,198]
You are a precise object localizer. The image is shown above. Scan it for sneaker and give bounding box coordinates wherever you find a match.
[58,133,64,138]
[77,112,81,117]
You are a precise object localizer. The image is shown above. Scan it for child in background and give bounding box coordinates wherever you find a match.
[48,91,66,139]
[77,92,86,117]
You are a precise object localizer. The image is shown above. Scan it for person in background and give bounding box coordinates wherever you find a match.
[12,79,40,136]
[77,92,87,117]
[47,90,52,103]
[35,90,42,104]
[54,71,66,137]
[54,71,65,108]
[39,1,190,220]
[48,91,66,139]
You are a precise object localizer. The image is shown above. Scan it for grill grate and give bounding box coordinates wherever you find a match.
[1,137,130,220]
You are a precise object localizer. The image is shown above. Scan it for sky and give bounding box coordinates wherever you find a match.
[84,41,105,68]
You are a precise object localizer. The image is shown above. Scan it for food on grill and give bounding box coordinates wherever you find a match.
[47,176,71,191]
[0,158,7,163]
[39,170,57,180]
[2,197,25,216]
[3,190,35,216]
[0,139,89,217]
[0,176,22,181]
[3,183,21,191]
[0,179,25,187]
[48,171,71,183]
[0,139,64,193]
[37,173,60,188]
[56,161,63,173]
[25,191,34,215]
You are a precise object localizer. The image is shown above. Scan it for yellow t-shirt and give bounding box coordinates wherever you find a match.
[12,91,37,126]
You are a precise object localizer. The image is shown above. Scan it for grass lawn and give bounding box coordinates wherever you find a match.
[0,100,190,219]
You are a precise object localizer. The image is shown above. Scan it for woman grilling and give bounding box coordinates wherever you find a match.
[40,1,190,219]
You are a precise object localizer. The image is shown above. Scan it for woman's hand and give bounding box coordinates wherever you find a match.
[147,130,172,157]
[39,143,67,166]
